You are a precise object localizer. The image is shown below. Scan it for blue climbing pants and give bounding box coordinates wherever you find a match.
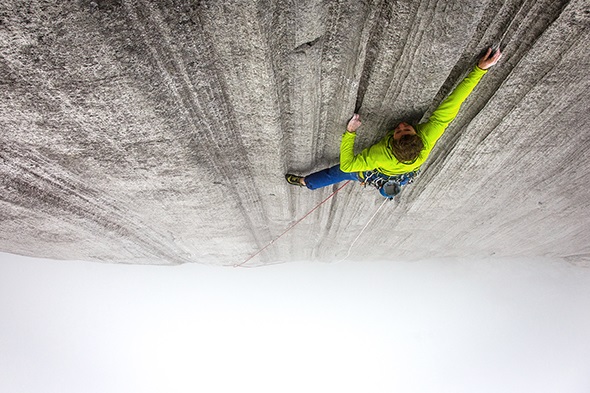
[304,164,360,190]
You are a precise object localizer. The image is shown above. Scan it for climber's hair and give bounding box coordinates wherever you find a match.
[391,133,424,163]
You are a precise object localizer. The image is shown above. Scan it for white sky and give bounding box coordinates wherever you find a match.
[1,252,589,393]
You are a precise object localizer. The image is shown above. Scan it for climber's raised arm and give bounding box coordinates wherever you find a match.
[417,48,502,146]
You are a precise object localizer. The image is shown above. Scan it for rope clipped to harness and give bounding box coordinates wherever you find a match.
[361,170,419,199]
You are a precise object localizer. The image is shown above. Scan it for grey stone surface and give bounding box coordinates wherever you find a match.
[1,0,589,267]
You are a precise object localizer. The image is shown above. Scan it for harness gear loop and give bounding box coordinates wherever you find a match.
[361,169,419,199]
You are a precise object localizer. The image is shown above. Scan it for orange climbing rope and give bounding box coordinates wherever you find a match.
[235,180,352,267]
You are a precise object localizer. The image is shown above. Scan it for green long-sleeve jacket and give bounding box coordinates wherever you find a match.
[340,65,487,176]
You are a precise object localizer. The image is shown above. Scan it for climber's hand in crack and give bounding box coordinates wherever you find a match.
[346,113,361,133]
[478,47,502,70]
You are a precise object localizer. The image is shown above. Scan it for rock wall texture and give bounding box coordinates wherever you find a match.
[1,0,589,267]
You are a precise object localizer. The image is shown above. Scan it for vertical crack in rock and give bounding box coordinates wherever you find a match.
[374,0,431,126]
[355,0,392,113]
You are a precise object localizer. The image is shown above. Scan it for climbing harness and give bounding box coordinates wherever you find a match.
[235,180,352,267]
[361,169,419,199]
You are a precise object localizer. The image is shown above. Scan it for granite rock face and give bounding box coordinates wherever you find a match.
[1,0,589,266]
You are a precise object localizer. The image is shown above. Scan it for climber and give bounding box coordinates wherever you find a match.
[285,47,502,198]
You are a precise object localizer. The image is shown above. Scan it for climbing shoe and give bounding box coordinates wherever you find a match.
[285,174,305,187]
